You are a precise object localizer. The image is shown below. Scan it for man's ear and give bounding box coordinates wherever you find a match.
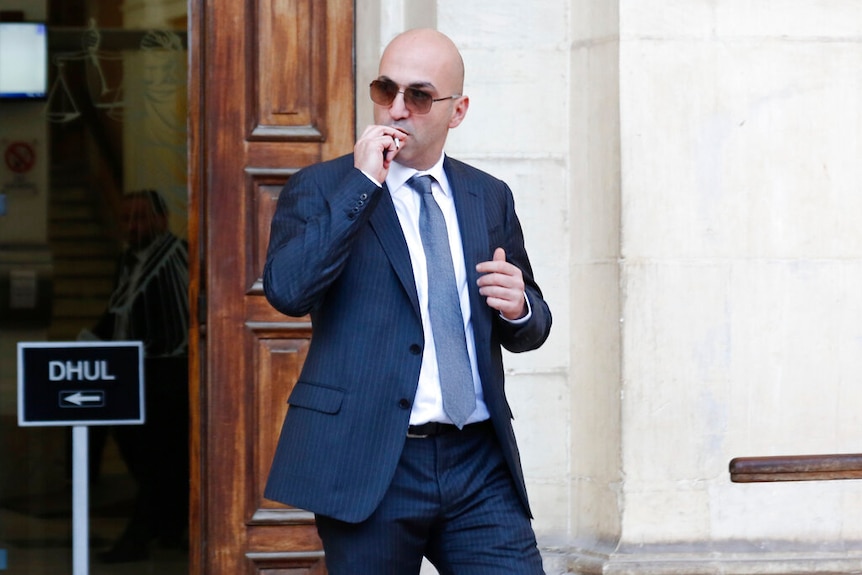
[448,95,470,129]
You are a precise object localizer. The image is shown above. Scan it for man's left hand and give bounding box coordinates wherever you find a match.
[476,247,527,321]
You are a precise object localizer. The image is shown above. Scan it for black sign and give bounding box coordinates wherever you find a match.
[17,341,145,426]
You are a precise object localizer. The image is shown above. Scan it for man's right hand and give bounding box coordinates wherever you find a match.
[354,125,408,183]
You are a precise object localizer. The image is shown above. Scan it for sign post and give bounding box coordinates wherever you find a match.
[17,341,144,575]
[72,425,88,575]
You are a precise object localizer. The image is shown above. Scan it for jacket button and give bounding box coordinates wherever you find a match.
[409,344,421,355]
[398,399,411,409]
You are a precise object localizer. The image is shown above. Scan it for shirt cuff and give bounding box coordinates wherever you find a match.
[500,292,532,325]
[360,169,382,187]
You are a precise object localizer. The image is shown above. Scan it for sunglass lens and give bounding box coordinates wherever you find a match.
[369,81,436,114]
[404,88,432,114]
[370,80,397,106]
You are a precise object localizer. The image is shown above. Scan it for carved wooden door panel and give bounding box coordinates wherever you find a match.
[188,1,354,573]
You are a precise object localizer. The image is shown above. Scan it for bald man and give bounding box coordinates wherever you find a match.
[264,29,551,574]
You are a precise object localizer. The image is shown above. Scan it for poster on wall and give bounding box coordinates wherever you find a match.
[1,139,39,194]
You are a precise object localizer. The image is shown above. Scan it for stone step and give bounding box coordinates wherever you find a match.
[48,318,96,341]
[49,220,112,241]
[52,297,108,319]
[54,276,114,297]
[51,241,119,259]
[53,258,117,278]
[50,202,101,222]
[47,178,121,342]
[51,185,94,204]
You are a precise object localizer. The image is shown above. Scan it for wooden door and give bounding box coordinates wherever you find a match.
[188,1,355,572]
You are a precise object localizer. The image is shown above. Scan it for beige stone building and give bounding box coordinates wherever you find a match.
[373,3,862,573]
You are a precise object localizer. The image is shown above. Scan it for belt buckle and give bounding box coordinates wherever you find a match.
[407,422,435,438]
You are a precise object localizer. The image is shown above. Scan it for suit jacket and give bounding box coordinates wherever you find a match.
[263,153,552,523]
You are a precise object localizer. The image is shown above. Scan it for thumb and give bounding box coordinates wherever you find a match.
[493,247,507,262]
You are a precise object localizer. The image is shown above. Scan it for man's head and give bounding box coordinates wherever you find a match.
[373,29,469,170]
[122,189,169,250]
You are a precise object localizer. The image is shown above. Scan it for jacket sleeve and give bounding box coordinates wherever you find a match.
[263,159,384,317]
[495,183,552,354]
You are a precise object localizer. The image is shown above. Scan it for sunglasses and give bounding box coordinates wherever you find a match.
[369,79,461,115]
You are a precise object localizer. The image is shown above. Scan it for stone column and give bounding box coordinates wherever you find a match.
[571,2,862,573]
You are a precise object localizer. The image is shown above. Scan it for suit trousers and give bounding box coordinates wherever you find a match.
[315,422,545,575]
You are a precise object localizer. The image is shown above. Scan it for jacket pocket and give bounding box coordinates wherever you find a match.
[287,381,344,415]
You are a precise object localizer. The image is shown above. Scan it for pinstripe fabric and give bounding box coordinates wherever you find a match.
[316,423,544,574]
[263,153,552,527]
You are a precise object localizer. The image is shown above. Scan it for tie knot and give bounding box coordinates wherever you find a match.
[407,174,434,195]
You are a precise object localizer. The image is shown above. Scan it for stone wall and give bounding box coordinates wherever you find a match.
[359,2,862,573]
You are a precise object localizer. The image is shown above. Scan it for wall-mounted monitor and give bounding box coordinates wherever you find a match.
[0,22,48,100]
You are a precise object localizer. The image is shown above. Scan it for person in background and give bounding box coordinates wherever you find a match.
[89,189,189,563]
[263,29,552,574]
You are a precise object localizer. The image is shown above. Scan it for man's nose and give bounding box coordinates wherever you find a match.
[388,91,410,119]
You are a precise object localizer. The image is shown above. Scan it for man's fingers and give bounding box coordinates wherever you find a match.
[477,247,514,277]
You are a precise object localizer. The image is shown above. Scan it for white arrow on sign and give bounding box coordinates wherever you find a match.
[61,391,105,407]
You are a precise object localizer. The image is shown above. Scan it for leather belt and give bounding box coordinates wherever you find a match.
[406,420,491,438]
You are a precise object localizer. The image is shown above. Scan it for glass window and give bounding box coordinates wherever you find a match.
[0,1,189,572]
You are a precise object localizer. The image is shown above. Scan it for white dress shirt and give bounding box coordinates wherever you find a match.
[385,155,491,426]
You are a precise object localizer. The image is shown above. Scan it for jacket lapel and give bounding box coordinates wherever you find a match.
[368,184,421,318]
[445,157,487,286]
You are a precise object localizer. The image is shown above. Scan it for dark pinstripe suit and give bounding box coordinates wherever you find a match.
[263,153,551,534]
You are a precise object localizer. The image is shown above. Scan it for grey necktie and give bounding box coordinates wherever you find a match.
[407,174,476,428]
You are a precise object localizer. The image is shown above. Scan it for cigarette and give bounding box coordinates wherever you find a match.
[394,137,401,150]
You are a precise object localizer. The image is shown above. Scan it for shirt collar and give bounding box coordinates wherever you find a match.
[387,153,449,197]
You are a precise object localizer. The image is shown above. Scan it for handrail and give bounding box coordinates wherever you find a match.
[729,453,862,483]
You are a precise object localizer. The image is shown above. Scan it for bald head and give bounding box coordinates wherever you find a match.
[380,28,465,94]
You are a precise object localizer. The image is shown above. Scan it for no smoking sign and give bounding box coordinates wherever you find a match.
[4,141,37,174]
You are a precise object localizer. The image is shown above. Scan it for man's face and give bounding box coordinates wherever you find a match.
[122,196,167,250]
[373,35,467,171]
